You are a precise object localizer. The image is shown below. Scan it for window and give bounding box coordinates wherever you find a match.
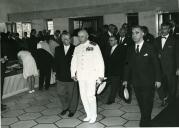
[127,13,139,26]
[16,22,31,38]
[47,19,54,35]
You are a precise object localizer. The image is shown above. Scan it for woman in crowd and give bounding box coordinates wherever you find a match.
[17,50,38,93]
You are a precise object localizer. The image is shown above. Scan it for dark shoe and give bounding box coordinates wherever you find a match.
[68,112,75,117]
[106,101,114,105]
[60,109,68,115]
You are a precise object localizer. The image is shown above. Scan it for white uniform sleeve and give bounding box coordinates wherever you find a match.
[95,45,105,78]
[71,47,77,77]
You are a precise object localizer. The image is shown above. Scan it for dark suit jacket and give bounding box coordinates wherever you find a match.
[54,44,75,82]
[154,35,179,75]
[105,45,125,77]
[124,42,161,87]
[36,49,53,70]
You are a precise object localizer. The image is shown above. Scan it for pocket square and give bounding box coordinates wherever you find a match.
[124,43,127,46]
[144,53,148,56]
[168,45,173,48]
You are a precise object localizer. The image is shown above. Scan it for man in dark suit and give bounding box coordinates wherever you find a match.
[98,24,116,59]
[54,32,79,117]
[154,22,179,106]
[28,29,39,58]
[105,36,125,104]
[123,25,161,127]
[36,48,53,90]
[142,26,155,44]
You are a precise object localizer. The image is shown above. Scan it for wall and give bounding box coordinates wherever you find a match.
[1,0,178,22]
[53,18,69,32]
[103,14,126,30]
[31,19,47,32]
[139,11,157,36]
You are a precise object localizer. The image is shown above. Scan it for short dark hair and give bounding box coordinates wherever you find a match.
[109,35,118,40]
[61,31,71,38]
[161,22,170,27]
[132,25,144,32]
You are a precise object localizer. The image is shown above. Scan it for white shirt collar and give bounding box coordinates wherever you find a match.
[135,40,144,52]
[108,31,112,36]
[162,34,169,39]
[111,44,118,54]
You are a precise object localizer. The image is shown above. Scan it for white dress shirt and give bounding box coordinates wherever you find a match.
[135,40,144,52]
[161,34,169,49]
[111,44,118,55]
[64,45,70,55]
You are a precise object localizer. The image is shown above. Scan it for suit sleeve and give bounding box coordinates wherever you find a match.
[71,47,77,77]
[123,47,132,82]
[151,45,161,82]
[176,39,179,69]
[53,47,58,72]
[95,45,105,78]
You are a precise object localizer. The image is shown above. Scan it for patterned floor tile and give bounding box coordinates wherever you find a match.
[124,120,140,127]
[18,113,42,120]
[60,110,83,119]
[41,108,62,116]
[32,124,58,128]
[55,118,81,127]
[76,122,105,128]
[1,117,18,126]
[121,113,140,121]
[120,105,140,113]
[25,106,46,112]
[10,120,37,128]
[100,110,124,117]
[2,110,25,118]
[78,114,104,122]
[100,103,122,110]
[100,117,127,126]
[35,115,61,123]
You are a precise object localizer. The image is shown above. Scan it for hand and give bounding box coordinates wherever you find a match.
[72,76,78,81]
[176,69,179,76]
[155,81,161,88]
[122,81,128,88]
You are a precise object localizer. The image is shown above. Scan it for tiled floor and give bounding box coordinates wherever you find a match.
[1,86,165,128]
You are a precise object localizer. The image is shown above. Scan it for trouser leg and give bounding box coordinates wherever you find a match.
[108,76,121,102]
[39,69,45,90]
[78,80,91,118]
[86,80,97,119]
[68,82,79,113]
[134,86,154,127]
[44,66,51,90]
[56,81,68,110]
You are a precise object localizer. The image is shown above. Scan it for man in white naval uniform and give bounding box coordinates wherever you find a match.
[71,30,105,123]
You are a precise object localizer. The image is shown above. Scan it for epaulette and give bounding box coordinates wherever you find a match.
[90,41,97,46]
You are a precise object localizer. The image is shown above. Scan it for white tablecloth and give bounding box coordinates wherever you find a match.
[3,74,39,99]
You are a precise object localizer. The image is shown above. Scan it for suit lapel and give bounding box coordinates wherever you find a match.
[162,36,171,51]
[139,42,147,55]
[110,45,118,56]
[65,45,72,56]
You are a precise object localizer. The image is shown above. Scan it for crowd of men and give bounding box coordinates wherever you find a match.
[1,20,179,126]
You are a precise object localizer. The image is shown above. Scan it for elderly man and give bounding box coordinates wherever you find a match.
[71,30,104,123]
[54,32,79,117]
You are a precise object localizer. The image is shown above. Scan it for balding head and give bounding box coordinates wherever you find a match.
[78,29,89,44]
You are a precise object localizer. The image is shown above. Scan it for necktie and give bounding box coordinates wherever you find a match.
[136,45,140,54]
